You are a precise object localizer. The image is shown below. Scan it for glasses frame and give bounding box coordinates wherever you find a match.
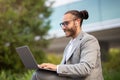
[60,19,77,27]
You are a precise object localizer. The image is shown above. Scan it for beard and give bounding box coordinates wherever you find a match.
[64,27,77,38]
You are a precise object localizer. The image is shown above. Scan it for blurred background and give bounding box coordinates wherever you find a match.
[0,0,120,80]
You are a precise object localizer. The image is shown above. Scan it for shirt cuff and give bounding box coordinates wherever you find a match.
[57,65,59,73]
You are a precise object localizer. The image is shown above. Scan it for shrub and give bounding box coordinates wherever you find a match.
[102,48,120,80]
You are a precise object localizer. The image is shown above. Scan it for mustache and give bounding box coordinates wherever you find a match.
[64,28,74,33]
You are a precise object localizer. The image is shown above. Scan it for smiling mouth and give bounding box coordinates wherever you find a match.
[64,30,69,33]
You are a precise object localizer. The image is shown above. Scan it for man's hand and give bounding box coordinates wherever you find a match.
[38,63,57,71]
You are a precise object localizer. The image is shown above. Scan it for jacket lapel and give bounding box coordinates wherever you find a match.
[65,32,84,62]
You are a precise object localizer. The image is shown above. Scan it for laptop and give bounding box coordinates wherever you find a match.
[16,45,55,72]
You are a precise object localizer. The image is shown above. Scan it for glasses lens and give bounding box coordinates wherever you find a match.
[60,21,69,27]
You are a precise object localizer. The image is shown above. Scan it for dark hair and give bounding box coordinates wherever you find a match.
[65,10,89,25]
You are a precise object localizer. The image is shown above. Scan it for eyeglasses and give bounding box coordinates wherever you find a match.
[60,19,76,27]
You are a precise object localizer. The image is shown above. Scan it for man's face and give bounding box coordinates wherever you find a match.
[60,13,77,38]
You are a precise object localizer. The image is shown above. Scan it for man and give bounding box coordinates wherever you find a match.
[32,10,104,80]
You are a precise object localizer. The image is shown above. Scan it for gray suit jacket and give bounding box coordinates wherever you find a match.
[57,32,104,80]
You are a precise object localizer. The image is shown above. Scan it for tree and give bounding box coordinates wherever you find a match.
[0,0,53,72]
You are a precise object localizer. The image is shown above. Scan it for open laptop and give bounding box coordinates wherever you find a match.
[16,45,55,72]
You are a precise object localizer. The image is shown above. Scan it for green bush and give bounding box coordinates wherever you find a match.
[102,48,120,80]
[45,53,62,64]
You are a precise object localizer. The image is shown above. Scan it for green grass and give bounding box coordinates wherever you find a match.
[0,70,33,80]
